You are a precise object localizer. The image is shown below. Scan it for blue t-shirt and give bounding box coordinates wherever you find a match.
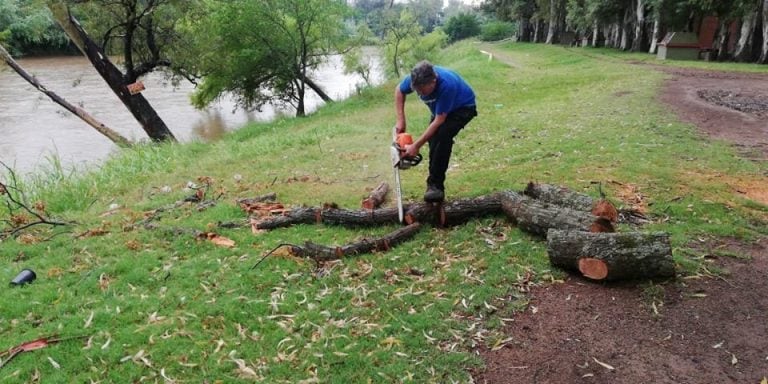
[399,66,476,116]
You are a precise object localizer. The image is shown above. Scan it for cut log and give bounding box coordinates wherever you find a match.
[523,182,595,211]
[361,182,389,210]
[289,222,422,261]
[524,182,619,222]
[500,191,614,236]
[253,193,505,230]
[546,229,675,281]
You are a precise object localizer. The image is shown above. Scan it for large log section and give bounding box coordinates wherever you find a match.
[547,230,675,281]
[499,191,614,236]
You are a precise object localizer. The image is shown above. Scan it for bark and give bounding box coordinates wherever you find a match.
[761,0,768,63]
[0,44,132,147]
[253,193,505,230]
[546,229,675,281]
[631,0,646,52]
[714,19,731,61]
[734,10,758,62]
[500,191,614,237]
[49,2,177,142]
[288,222,422,262]
[620,7,633,51]
[361,182,390,210]
[523,182,595,212]
[546,0,557,44]
[649,18,660,54]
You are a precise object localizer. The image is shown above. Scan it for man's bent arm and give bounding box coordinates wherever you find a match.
[394,87,407,133]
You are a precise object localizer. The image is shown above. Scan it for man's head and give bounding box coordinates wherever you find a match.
[410,60,437,96]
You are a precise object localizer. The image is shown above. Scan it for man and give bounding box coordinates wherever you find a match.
[394,60,477,203]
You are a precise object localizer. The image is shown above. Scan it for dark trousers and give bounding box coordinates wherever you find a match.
[427,106,477,190]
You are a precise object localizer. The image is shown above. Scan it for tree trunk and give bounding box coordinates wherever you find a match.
[546,229,675,281]
[714,19,731,61]
[760,0,768,63]
[649,17,660,54]
[523,182,594,212]
[620,7,633,51]
[734,10,758,62]
[500,191,614,237]
[546,0,557,44]
[592,21,600,47]
[252,193,505,230]
[631,0,646,52]
[49,2,177,142]
[0,44,132,147]
[361,182,389,210]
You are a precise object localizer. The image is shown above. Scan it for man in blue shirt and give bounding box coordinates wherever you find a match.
[394,60,477,203]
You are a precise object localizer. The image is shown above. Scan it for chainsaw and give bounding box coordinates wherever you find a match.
[391,128,423,223]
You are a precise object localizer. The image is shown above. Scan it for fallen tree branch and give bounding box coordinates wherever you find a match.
[288,222,423,262]
[0,43,132,147]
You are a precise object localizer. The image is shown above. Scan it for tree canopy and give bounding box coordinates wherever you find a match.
[185,0,350,116]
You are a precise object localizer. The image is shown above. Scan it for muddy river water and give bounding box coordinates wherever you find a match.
[0,53,382,174]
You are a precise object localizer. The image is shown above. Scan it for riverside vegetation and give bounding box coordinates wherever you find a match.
[1,41,766,382]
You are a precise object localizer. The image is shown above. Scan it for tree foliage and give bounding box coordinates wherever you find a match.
[0,0,70,55]
[185,0,350,116]
[444,12,482,42]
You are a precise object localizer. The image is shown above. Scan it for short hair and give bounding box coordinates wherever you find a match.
[410,60,436,86]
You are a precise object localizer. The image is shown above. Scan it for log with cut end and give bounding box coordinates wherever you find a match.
[500,191,614,236]
[546,229,675,281]
[524,182,618,222]
[361,182,389,210]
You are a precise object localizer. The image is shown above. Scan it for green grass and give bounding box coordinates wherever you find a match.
[1,41,766,382]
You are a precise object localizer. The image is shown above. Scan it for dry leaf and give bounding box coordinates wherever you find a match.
[592,357,615,370]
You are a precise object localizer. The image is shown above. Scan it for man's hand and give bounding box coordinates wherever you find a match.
[403,143,420,158]
[394,123,406,135]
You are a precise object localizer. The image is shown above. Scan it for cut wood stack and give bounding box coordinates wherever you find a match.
[522,182,674,281]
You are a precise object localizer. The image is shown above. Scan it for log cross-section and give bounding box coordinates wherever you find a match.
[546,229,675,281]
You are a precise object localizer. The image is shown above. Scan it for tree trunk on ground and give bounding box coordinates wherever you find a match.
[500,191,614,237]
[734,10,758,62]
[49,2,177,142]
[523,182,594,212]
[0,44,132,147]
[760,0,768,63]
[361,182,389,210]
[253,193,505,230]
[546,229,675,281]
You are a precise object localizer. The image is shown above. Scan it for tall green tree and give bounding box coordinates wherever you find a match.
[186,0,349,117]
[381,8,422,77]
[444,12,482,42]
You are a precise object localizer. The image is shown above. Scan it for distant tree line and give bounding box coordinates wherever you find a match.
[480,0,768,63]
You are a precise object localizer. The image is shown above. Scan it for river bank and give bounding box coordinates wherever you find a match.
[0,52,382,174]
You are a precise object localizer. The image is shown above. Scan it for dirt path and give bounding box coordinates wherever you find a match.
[473,52,768,384]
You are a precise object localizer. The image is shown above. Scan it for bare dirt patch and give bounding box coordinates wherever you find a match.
[473,66,768,384]
[657,67,768,161]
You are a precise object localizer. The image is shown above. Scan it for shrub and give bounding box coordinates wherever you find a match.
[480,21,516,42]
[443,13,481,43]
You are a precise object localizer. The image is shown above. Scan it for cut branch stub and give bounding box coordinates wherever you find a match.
[500,191,614,236]
[546,229,675,281]
[361,182,389,210]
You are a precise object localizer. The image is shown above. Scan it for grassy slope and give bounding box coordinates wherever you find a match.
[1,41,767,382]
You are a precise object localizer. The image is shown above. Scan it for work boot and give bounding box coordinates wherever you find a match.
[424,185,445,203]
